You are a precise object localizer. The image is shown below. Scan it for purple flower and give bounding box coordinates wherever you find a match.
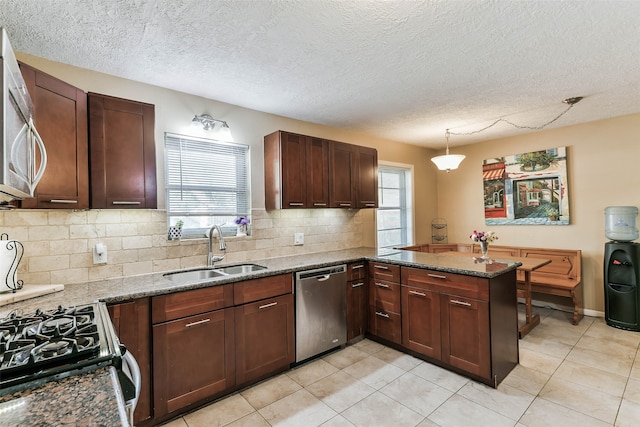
[235,216,250,225]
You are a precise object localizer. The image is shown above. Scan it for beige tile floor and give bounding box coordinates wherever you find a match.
[160,306,640,427]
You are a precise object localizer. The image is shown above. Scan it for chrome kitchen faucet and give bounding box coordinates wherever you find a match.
[207,224,226,267]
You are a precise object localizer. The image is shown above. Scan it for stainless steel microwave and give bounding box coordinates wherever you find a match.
[0,27,46,202]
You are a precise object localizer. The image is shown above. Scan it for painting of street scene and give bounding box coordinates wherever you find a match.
[483,147,570,225]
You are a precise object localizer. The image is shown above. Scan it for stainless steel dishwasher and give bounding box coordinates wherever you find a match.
[295,264,347,362]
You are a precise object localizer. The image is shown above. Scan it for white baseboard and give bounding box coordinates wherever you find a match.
[518,297,604,319]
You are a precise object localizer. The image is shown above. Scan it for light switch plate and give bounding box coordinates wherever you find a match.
[294,232,304,246]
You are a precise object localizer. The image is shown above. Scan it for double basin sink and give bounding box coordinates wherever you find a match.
[164,264,267,282]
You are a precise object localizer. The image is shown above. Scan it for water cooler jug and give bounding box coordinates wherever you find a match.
[604,206,640,331]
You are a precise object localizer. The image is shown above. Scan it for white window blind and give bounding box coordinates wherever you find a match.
[377,165,413,249]
[165,133,250,236]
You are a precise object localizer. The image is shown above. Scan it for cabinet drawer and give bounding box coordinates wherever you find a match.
[152,285,234,324]
[348,262,367,281]
[368,306,401,344]
[234,274,293,305]
[369,262,400,282]
[401,267,488,301]
[369,280,401,313]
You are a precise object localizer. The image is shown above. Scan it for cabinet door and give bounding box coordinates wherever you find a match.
[440,294,490,379]
[329,141,356,208]
[356,146,378,208]
[153,308,235,417]
[235,293,294,386]
[89,93,156,209]
[280,132,308,208]
[306,137,330,208]
[107,299,152,425]
[401,286,441,359]
[347,279,367,341]
[19,62,88,208]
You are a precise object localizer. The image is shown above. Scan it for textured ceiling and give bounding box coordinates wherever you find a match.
[1,0,639,148]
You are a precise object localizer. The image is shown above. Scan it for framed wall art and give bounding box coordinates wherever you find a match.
[483,147,570,225]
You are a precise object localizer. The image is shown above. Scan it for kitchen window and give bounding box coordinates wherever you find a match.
[377,164,413,249]
[164,133,250,238]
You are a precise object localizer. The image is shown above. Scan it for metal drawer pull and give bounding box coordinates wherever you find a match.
[339,203,351,207]
[259,302,278,309]
[365,203,375,207]
[352,264,364,270]
[185,318,211,327]
[112,201,141,205]
[450,299,471,307]
[289,202,304,206]
[313,203,327,206]
[375,311,390,318]
[50,199,78,204]
[375,282,390,288]
[427,273,447,279]
[374,265,389,270]
[352,282,364,288]
[409,290,426,297]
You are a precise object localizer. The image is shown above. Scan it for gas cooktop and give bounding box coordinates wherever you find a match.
[0,303,122,395]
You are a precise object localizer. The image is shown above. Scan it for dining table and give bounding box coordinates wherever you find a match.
[444,251,551,338]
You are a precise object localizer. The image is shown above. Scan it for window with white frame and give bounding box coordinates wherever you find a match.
[377,165,413,249]
[165,133,250,238]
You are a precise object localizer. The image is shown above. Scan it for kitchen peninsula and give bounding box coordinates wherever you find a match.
[0,248,520,426]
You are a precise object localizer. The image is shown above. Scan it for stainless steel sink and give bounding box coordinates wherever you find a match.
[164,268,228,282]
[215,264,267,275]
[164,264,267,282]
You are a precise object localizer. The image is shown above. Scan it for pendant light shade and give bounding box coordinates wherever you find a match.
[431,130,465,172]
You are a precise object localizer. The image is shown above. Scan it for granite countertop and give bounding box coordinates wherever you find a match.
[0,247,520,317]
[0,247,520,426]
[0,367,128,427]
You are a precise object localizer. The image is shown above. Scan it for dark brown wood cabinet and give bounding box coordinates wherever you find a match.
[264,130,329,209]
[235,274,295,386]
[400,267,517,387]
[151,285,235,418]
[355,145,378,208]
[368,262,401,344]
[265,130,377,210]
[107,299,152,425]
[88,93,156,209]
[235,293,295,386]
[347,262,367,342]
[19,62,88,208]
[329,141,357,208]
[401,285,441,359]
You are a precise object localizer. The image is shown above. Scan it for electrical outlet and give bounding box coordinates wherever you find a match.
[294,232,304,246]
[93,243,108,264]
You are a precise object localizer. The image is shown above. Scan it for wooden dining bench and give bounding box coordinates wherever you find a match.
[517,247,583,325]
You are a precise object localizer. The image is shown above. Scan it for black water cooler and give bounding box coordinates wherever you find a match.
[604,242,640,331]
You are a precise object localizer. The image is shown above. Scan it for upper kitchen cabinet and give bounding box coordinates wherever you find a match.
[88,93,156,209]
[329,141,378,209]
[18,62,89,208]
[264,130,377,210]
[264,130,329,209]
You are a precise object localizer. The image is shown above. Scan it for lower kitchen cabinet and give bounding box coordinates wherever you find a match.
[107,298,152,425]
[346,262,367,341]
[152,308,235,417]
[400,266,517,387]
[401,285,441,359]
[440,293,490,378]
[235,293,295,386]
[368,262,402,345]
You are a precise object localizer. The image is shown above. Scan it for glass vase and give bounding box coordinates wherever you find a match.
[480,241,489,259]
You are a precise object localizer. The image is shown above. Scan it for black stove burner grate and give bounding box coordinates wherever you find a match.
[0,304,116,392]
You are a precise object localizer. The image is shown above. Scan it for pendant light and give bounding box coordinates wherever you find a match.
[431,130,465,172]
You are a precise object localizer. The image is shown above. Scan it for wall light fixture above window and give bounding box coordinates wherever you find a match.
[191,114,234,142]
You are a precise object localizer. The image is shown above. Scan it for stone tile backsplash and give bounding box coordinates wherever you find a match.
[0,208,367,286]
